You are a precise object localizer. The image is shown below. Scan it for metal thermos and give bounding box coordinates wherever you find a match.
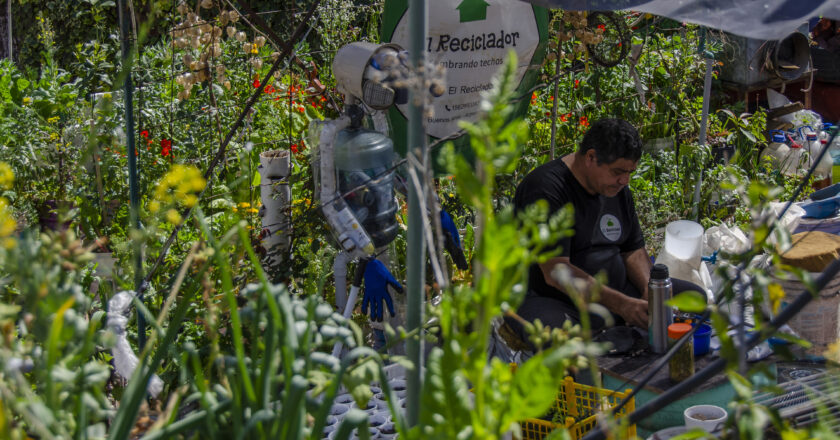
[648,264,673,354]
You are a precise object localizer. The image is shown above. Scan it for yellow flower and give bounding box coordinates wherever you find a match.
[238,202,251,208]
[232,206,238,213]
[826,341,840,364]
[0,162,14,190]
[248,208,259,214]
[767,282,785,314]
[47,116,60,124]
[22,97,31,105]
[49,133,59,141]
[149,200,161,213]
[0,198,16,239]
[103,92,112,100]
[166,209,182,225]
[183,194,198,208]
[153,164,206,206]
[2,237,15,250]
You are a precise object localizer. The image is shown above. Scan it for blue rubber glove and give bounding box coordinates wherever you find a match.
[440,210,468,270]
[362,259,403,322]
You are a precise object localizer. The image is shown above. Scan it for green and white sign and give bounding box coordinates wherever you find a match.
[382,0,548,163]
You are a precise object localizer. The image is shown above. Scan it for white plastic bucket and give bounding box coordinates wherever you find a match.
[664,220,704,261]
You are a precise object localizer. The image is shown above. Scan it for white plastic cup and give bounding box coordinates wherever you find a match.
[664,220,704,261]
[684,404,727,432]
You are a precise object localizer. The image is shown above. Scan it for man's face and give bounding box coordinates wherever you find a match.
[582,150,637,197]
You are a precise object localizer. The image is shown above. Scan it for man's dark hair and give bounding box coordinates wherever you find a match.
[577,118,642,164]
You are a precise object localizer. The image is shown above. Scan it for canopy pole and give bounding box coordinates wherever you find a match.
[405,0,428,428]
[692,29,713,222]
[549,53,561,159]
[117,0,145,348]
[6,0,11,60]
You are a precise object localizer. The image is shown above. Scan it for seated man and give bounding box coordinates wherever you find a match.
[504,118,701,348]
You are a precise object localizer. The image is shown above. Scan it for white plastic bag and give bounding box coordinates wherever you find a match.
[767,202,805,247]
[107,291,164,398]
[704,223,750,255]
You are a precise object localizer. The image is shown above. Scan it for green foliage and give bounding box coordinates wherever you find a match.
[0,230,112,439]
[2,4,840,439]
[408,52,600,439]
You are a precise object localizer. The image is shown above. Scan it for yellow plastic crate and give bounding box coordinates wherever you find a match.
[520,376,636,440]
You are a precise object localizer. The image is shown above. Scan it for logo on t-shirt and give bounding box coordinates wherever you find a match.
[599,214,621,241]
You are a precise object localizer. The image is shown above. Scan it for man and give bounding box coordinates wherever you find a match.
[504,118,699,347]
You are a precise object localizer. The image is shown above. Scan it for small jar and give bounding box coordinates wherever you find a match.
[668,323,694,382]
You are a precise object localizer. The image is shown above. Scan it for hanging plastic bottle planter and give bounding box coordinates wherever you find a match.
[258,149,292,267]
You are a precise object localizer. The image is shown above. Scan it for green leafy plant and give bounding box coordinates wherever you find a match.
[402,51,602,439]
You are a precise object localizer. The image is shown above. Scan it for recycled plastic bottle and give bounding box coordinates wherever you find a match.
[668,322,694,382]
[760,131,792,173]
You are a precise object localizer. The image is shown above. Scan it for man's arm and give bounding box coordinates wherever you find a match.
[622,247,653,301]
[538,256,648,328]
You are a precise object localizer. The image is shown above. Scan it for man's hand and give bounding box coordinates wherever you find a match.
[619,296,648,328]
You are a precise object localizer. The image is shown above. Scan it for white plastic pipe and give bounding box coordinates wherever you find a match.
[259,150,291,266]
[331,283,362,358]
[333,251,351,311]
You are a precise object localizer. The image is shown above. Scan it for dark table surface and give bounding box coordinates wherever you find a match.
[598,350,727,394]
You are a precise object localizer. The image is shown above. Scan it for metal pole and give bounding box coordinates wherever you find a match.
[549,53,560,160]
[692,58,713,220]
[692,28,713,221]
[117,0,145,348]
[405,0,427,428]
[6,0,11,60]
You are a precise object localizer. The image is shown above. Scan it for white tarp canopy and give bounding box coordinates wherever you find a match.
[522,0,840,40]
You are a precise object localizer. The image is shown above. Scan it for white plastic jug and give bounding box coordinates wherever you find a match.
[663,220,704,262]
[799,126,832,179]
[812,139,834,180]
[820,123,834,143]
[656,220,706,290]
[784,143,806,176]
[761,131,794,175]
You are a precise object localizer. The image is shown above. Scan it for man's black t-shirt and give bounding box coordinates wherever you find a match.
[513,157,645,307]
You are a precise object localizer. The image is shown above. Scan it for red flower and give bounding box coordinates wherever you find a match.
[531,92,537,102]
[265,85,275,94]
[574,79,580,89]
[147,139,153,145]
[579,116,589,127]
[291,144,299,153]
[252,76,260,88]
[560,113,569,122]
[161,138,172,157]
[319,96,327,102]
[141,130,149,138]
[545,111,551,117]
[597,24,606,31]
[298,106,305,113]
[274,96,280,101]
